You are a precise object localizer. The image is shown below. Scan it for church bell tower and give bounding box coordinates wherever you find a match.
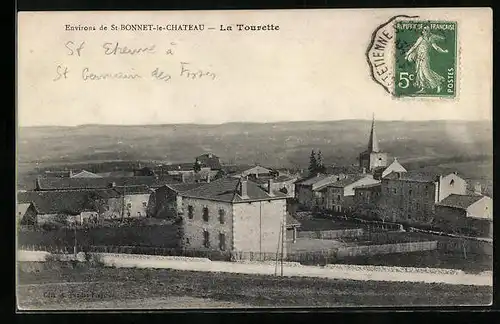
[359,114,388,171]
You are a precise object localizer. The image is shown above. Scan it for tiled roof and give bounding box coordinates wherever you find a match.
[96,171,135,177]
[182,177,286,203]
[160,163,197,172]
[17,190,98,215]
[71,170,102,178]
[354,182,381,190]
[36,175,179,191]
[221,164,255,175]
[313,175,344,191]
[436,194,485,210]
[296,174,329,186]
[274,175,297,182]
[112,185,153,195]
[328,175,370,188]
[286,213,301,228]
[166,183,207,194]
[384,171,439,183]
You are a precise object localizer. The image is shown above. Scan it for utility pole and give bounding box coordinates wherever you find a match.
[121,186,125,223]
[73,224,77,256]
[275,223,281,276]
[280,220,284,276]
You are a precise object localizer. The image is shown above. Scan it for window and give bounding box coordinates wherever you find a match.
[142,201,147,207]
[219,209,226,224]
[393,188,397,194]
[187,205,194,219]
[203,207,209,222]
[337,195,341,201]
[203,230,210,248]
[450,179,455,186]
[127,203,132,209]
[408,189,412,196]
[219,233,226,251]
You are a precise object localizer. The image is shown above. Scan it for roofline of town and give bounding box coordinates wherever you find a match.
[181,194,287,204]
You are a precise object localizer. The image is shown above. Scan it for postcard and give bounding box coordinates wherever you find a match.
[16,8,492,310]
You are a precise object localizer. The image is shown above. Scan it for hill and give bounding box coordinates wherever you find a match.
[17,120,492,188]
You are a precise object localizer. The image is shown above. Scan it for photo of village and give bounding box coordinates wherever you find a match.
[16,117,493,309]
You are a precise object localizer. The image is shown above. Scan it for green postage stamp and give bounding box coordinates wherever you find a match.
[394,21,457,97]
[367,16,458,98]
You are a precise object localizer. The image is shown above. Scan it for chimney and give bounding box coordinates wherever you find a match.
[267,178,274,196]
[362,167,366,174]
[181,173,186,183]
[238,178,248,198]
[69,170,73,178]
[109,182,116,188]
[474,183,482,195]
[207,173,211,183]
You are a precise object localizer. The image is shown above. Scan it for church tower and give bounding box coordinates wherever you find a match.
[359,114,388,171]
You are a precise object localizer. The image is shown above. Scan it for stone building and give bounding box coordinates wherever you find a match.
[353,183,382,217]
[178,177,288,259]
[322,174,381,213]
[379,171,467,224]
[434,184,493,237]
[294,174,346,210]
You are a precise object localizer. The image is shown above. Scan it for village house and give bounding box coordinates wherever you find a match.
[33,175,178,191]
[17,202,38,226]
[17,190,100,226]
[378,171,468,224]
[322,174,381,213]
[353,183,382,217]
[95,185,154,219]
[434,184,493,238]
[151,183,206,219]
[70,170,102,178]
[178,177,288,259]
[294,173,347,210]
[230,165,273,178]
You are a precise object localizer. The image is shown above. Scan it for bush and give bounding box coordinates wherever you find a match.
[83,252,106,267]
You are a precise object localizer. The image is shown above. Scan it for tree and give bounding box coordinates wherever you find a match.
[316,151,326,173]
[308,150,318,174]
[193,158,202,173]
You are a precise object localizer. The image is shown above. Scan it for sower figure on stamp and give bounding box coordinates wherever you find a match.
[404,26,449,94]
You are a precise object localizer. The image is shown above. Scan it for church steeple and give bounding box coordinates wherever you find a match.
[367,113,380,153]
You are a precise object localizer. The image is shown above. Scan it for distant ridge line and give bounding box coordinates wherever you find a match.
[19,119,491,128]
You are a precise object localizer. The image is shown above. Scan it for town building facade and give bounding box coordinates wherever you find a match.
[179,177,287,259]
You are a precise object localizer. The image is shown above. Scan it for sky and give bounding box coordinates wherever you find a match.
[17,8,492,126]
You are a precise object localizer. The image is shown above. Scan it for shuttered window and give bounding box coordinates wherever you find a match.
[219,209,225,224]
[203,207,209,222]
[219,233,226,251]
[203,230,210,248]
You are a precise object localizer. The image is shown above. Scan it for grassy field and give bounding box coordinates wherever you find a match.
[17,261,492,309]
[18,224,181,250]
